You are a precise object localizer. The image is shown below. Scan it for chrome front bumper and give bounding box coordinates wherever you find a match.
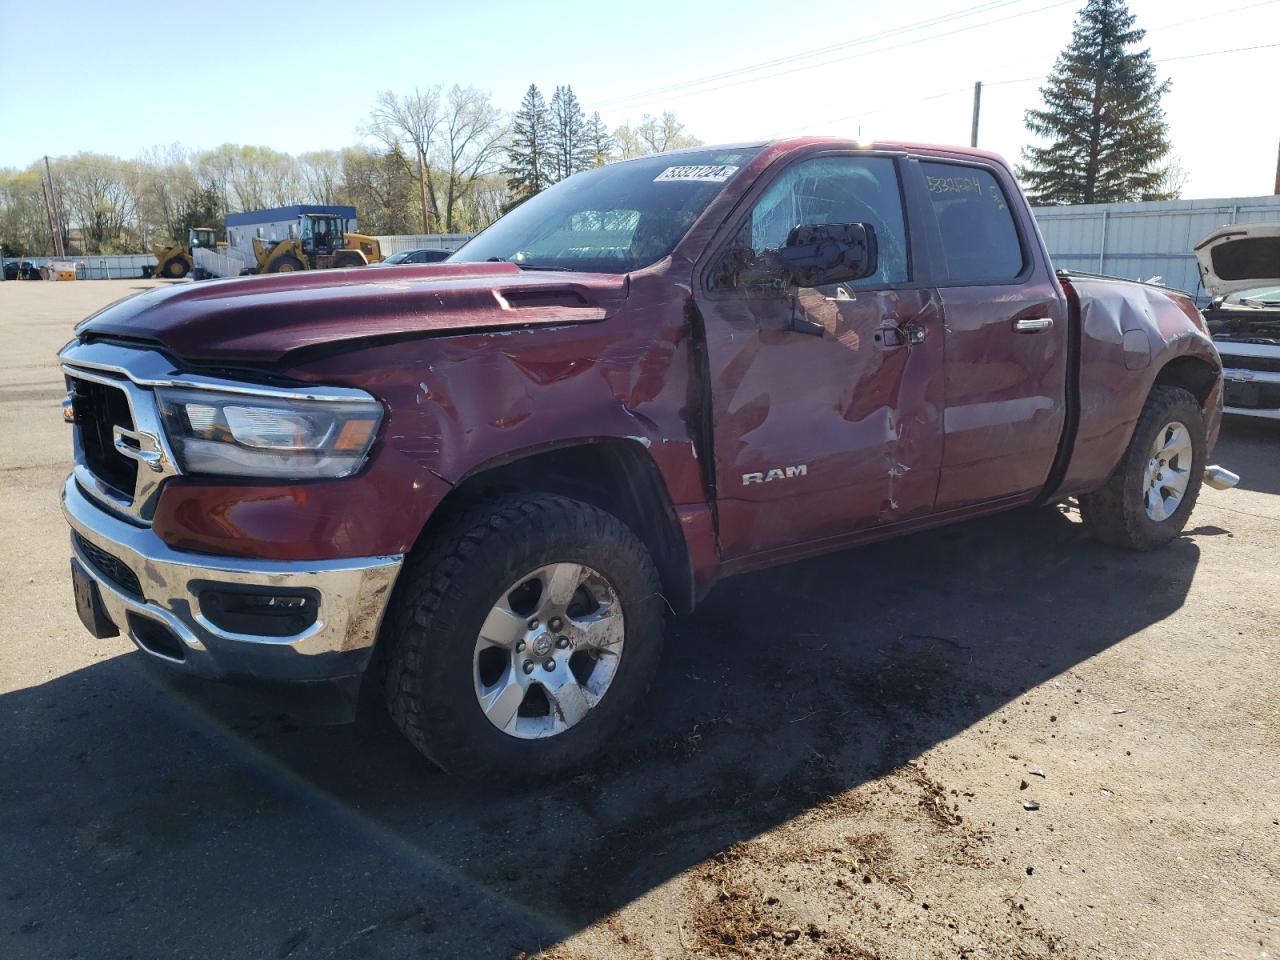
[1219,348,1280,420]
[62,476,403,682]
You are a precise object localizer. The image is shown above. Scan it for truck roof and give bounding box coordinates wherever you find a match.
[770,136,1010,164]
[630,136,1011,169]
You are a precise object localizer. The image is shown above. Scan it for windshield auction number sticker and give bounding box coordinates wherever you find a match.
[654,165,739,183]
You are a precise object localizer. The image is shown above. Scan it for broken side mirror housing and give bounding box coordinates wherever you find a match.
[775,222,878,288]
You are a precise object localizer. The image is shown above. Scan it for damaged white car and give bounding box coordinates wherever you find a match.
[1195,223,1280,420]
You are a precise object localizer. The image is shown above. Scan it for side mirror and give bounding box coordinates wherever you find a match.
[774,222,878,288]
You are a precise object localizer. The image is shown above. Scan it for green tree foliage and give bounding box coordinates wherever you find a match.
[341,146,418,235]
[1018,0,1174,204]
[174,184,225,238]
[504,84,554,208]
[585,112,616,168]
[0,169,52,256]
[548,85,591,180]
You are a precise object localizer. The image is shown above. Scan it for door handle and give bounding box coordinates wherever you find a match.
[1013,317,1054,334]
[875,318,927,350]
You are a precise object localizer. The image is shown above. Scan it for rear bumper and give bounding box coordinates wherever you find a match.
[62,475,402,683]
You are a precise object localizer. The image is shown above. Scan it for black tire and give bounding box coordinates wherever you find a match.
[382,493,665,783]
[1079,385,1206,550]
[161,257,188,279]
[268,253,305,273]
[331,251,366,269]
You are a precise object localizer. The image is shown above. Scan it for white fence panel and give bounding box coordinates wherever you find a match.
[1033,195,1280,303]
[22,254,158,279]
[193,247,252,278]
[375,233,473,255]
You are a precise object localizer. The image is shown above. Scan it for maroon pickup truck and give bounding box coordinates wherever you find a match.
[59,138,1238,781]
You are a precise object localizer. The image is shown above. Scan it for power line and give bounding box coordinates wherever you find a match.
[593,0,1031,108]
[984,40,1280,88]
[956,0,1280,83]
[592,0,1073,111]
[768,40,1280,139]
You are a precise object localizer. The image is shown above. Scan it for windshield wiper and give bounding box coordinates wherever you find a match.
[485,256,571,272]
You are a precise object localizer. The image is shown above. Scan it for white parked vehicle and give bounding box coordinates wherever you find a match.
[1195,223,1280,421]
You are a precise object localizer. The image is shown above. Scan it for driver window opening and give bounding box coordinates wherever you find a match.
[742,156,910,290]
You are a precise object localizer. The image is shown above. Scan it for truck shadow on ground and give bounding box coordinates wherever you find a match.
[3,500,1220,959]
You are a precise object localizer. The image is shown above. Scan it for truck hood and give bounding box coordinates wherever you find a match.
[1193,223,1280,298]
[75,262,630,365]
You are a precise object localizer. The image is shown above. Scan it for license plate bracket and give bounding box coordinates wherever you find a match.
[71,557,119,639]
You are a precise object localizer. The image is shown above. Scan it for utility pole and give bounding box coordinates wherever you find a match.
[970,81,983,148]
[41,179,59,257]
[43,155,66,257]
[1274,138,1279,195]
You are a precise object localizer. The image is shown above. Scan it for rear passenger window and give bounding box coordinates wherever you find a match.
[920,162,1024,284]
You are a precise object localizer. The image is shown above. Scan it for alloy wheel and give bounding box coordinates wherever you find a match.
[1143,421,1192,522]
[472,562,625,739]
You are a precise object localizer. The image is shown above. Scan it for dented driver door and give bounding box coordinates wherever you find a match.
[693,152,945,563]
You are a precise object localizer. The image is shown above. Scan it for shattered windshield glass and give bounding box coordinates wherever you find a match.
[451,147,760,274]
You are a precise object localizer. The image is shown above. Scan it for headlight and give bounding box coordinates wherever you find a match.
[155,387,382,480]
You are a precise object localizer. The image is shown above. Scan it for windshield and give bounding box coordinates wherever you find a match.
[1234,285,1280,306]
[452,147,761,274]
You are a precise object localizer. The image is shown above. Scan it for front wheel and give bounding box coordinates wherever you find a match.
[161,257,188,279]
[1079,385,1206,550]
[382,493,665,783]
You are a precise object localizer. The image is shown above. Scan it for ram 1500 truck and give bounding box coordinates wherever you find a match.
[59,139,1239,781]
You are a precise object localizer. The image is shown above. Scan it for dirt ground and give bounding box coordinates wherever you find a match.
[1,279,1277,960]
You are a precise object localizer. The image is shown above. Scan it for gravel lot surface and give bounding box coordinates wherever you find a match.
[2,280,1277,959]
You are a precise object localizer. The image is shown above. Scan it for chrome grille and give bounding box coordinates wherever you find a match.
[67,375,137,498]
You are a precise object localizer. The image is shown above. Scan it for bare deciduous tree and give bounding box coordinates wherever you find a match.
[364,88,442,233]
[613,112,702,159]
[298,150,344,205]
[436,85,508,232]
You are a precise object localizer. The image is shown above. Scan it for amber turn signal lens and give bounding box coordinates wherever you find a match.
[334,418,377,451]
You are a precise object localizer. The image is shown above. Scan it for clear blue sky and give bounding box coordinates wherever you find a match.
[1,0,1276,197]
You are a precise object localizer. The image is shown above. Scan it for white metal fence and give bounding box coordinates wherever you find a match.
[193,247,254,278]
[1032,195,1280,304]
[11,254,157,280]
[374,233,473,255]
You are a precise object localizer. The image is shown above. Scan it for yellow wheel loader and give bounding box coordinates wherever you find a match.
[253,214,384,273]
[147,227,221,279]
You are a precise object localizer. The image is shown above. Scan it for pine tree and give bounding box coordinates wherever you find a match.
[1018,0,1173,205]
[585,112,615,167]
[548,85,591,181]
[504,84,553,206]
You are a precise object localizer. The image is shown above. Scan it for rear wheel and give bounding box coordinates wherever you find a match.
[382,493,665,783]
[268,254,305,273]
[332,251,366,269]
[1079,385,1206,550]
